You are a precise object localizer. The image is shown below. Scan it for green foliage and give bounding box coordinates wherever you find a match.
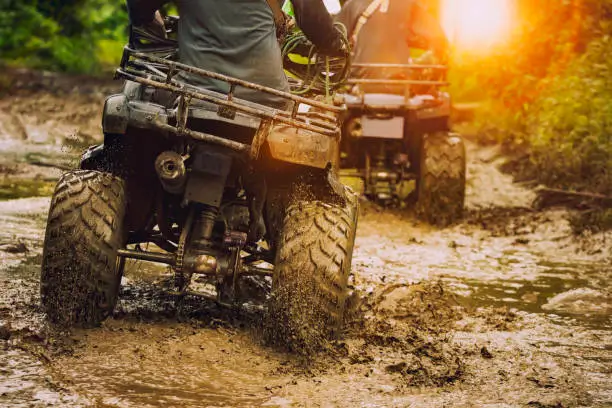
[527,36,612,194]
[478,0,610,107]
[449,1,612,231]
[0,0,128,73]
[457,0,612,200]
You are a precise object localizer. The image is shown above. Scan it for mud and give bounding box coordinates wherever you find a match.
[0,70,611,407]
[0,68,119,194]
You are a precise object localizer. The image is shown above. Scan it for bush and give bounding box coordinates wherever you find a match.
[455,1,612,195]
[0,0,128,73]
[528,36,612,194]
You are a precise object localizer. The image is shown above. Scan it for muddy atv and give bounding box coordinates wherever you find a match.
[338,63,466,226]
[39,20,358,350]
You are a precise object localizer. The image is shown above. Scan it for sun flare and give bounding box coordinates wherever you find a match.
[442,0,513,49]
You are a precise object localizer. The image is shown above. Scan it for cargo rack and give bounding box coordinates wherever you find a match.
[342,62,449,113]
[116,47,345,159]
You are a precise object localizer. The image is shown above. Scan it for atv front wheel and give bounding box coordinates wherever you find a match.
[268,188,358,353]
[416,132,466,226]
[41,170,127,326]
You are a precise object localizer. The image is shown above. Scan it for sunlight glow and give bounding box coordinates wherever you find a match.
[442,0,513,49]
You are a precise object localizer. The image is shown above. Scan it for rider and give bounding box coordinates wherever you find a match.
[335,0,449,92]
[126,0,346,108]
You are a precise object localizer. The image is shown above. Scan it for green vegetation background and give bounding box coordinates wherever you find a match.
[1,0,610,226]
[450,0,612,229]
[0,0,128,73]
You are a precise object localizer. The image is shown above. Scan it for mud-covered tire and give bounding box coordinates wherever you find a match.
[267,188,358,353]
[416,132,466,226]
[41,170,127,327]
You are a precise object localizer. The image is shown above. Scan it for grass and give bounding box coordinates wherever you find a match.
[0,179,56,201]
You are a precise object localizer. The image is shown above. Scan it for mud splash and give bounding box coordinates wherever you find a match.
[0,71,611,407]
[1,200,611,407]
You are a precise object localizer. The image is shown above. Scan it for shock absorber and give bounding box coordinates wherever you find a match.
[191,205,219,250]
[175,205,220,290]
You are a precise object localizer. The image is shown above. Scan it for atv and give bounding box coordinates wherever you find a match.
[40,18,358,348]
[338,62,466,226]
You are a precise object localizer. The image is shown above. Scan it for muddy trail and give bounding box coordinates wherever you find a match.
[0,70,611,407]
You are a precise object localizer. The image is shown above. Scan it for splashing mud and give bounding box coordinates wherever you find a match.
[1,191,609,407]
[0,71,611,407]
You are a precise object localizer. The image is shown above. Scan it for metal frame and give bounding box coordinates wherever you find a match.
[116,48,344,160]
[343,62,449,112]
[347,63,448,87]
[351,62,448,70]
[112,47,332,297]
[352,63,446,69]
[116,248,273,276]
[338,63,451,202]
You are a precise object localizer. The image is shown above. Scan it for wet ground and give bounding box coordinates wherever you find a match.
[0,70,611,407]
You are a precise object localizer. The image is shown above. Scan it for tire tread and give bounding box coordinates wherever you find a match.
[416,133,466,226]
[268,188,359,352]
[41,170,126,326]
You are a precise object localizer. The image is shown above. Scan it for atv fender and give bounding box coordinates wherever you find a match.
[265,125,338,170]
[102,94,169,135]
[102,94,129,135]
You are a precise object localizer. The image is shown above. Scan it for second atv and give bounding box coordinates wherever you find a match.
[338,62,466,226]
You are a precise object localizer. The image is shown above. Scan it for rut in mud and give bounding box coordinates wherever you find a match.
[0,70,611,407]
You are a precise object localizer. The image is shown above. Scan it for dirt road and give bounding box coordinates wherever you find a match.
[0,70,610,407]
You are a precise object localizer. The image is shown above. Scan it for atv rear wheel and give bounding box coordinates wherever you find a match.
[41,170,127,327]
[267,188,358,353]
[416,132,466,226]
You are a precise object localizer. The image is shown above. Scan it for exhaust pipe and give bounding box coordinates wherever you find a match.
[155,151,187,194]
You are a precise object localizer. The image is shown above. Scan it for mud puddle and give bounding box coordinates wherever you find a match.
[1,200,611,407]
[52,322,282,407]
[0,68,119,196]
[1,73,611,406]
[354,202,611,323]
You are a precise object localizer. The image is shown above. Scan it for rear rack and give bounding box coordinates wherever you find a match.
[347,63,448,87]
[342,63,449,112]
[116,48,344,158]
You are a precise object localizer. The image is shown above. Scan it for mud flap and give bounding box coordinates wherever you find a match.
[325,168,349,205]
[79,137,137,174]
[289,167,349,206]
[80,144,105,170]
[80,143,125,173]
